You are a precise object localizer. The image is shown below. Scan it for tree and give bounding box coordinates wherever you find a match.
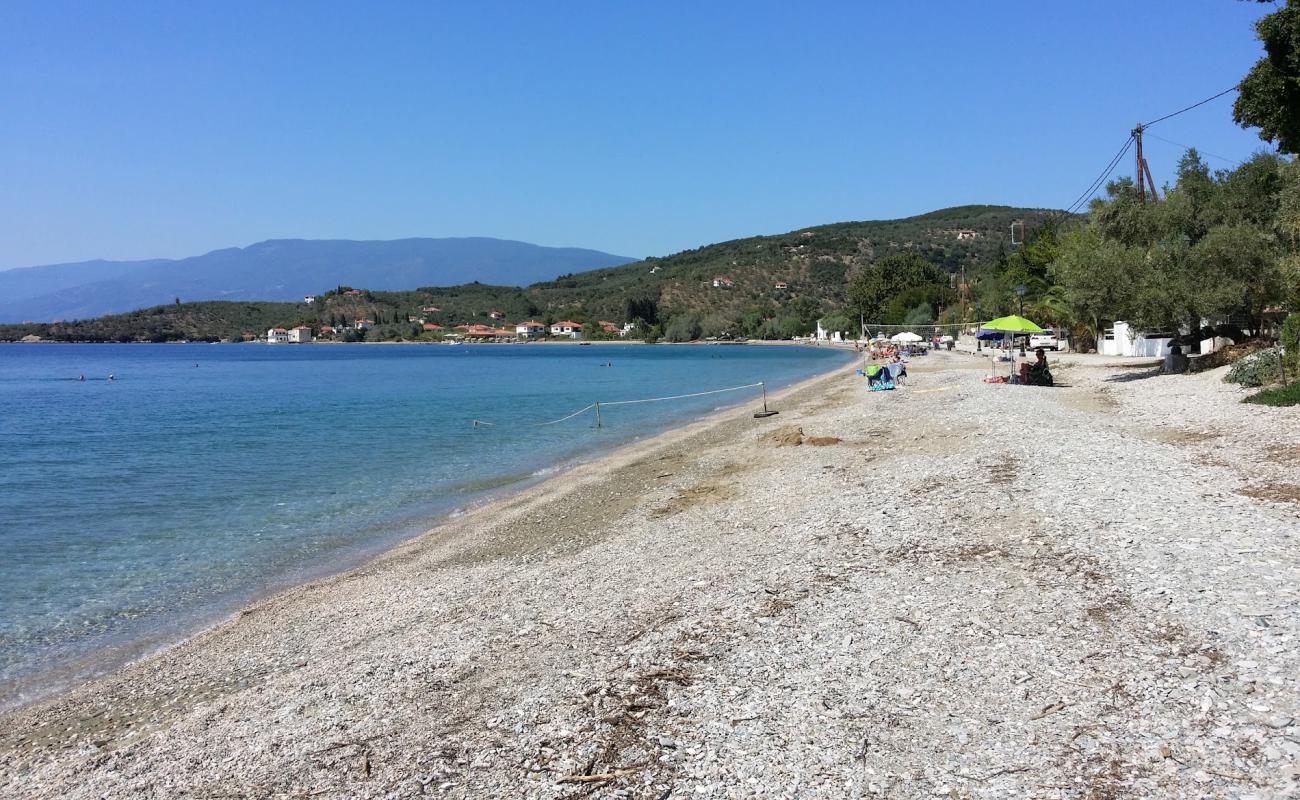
[846,252,947,323]
[663,314,702,342]
[1234,0,1300,154]
[626,296,659,326]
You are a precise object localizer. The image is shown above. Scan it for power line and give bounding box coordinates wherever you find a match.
[1142,86,1238,128]
[1047,134,1135,225]
[1142,132,1242,166]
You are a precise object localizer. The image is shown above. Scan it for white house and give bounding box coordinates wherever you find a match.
[712,276,734,288]
[303,295,317,304]
[1096,321,1174,357]
[814,319,844,343]
[288,325,313,343]
[550,320,583,339]
[266,327,289,343]
[622,321,637,336]
[489,310,505,320]
[354,319,374,331]
[516,321,547,339]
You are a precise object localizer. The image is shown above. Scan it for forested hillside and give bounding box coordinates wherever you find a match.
[0,206,1058,343]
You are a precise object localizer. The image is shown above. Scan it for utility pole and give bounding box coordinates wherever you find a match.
[1132,123,1159,204]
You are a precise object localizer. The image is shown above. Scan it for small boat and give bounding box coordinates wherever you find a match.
[578,342,592,346]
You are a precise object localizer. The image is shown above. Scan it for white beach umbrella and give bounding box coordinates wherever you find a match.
[890,331,923,343]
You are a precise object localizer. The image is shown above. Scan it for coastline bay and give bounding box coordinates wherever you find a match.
[0,341,852,706]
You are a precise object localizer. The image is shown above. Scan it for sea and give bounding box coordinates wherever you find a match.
[0,342,850,705]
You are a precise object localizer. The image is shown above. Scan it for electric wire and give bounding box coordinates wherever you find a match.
[1142,86,1238,128]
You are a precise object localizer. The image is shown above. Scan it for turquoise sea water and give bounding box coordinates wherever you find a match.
[0,342,849,703]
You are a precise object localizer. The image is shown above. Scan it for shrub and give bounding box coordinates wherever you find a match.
[1281,313,1300,371]
[1244,381,1300,406]
[1225,347,1283,387]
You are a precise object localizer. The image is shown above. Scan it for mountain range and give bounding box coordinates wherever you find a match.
[1,206,1061,343]
[0,238,635,322]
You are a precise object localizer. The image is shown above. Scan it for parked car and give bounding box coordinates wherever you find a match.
[1029,329,1061,351]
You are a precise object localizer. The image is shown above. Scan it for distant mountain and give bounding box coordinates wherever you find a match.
[2,206,1066,344]
[0,238,635,322]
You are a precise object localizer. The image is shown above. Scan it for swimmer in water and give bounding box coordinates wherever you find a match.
[78,374,85,381]
[107,373,115,381]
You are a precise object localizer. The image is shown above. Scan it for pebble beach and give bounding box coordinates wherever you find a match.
[2,349,1298,799]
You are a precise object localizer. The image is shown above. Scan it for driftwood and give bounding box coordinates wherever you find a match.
[556,764,645,784]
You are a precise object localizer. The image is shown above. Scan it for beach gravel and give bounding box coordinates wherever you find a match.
[2,351,1298,798]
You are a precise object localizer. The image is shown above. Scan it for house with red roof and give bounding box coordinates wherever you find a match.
[423,323,445,332]
[550,321,583,339]
[515,321,546,339]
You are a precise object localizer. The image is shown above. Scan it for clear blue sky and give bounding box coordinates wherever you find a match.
[0,0,1280,269]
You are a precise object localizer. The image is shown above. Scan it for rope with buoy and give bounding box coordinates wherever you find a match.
[471,381,775,429]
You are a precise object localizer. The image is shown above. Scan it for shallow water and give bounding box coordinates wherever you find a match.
[0,342,850,702]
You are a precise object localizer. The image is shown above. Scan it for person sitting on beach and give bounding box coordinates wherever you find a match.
[1022,348,1052,386]
[1162,344,1189,374]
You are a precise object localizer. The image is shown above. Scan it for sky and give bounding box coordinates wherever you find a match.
[0,0,1282,269]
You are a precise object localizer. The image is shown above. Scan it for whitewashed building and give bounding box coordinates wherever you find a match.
[1096,321,1174,358]
[516,321,546,339]
[266,327,289,343]
[550,321,583,339]
[288,326,313,343]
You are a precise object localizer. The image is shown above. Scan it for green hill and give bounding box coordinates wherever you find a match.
[1,205,1059,343]
[526,205,1056,322]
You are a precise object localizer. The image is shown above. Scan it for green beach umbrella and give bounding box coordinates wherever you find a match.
[979,314,1044,334]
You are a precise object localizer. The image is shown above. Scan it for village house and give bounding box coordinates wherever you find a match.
[353,319,373,331]
[712,276,734,288]
[774,281,789,290]
[598,320,622,336]
[266,327,289,343]
[420,306,441,313]
[288,326,313,343]
[319,325,335,336]
[462,324,512,340]
[343,289,364,297]
[953,229,979,240]
[550,321,583,339]
[515,321,547,339]
[488,310,505,320]
[422,323,445,332]
[622,321,637,336]
[303,295,317,304]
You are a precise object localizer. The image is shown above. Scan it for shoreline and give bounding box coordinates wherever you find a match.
[0,351,855,714]
[8,351,1294,797]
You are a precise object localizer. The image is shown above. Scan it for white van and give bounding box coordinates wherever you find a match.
[1029,329,1061,351]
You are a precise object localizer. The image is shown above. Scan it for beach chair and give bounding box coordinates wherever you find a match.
[865,364,895,391]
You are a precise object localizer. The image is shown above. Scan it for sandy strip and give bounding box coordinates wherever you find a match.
[2,351,1298,798]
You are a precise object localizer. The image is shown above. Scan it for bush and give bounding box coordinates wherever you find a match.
[1244,381,1300,406]
[1281,313,1300,371]
[1224,347,1283,387]
[663,314,702,342]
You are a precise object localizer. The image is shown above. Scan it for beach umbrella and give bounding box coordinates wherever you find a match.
[978,315,1044,336]
[890,331,923,343]
[977,315,1042,378]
